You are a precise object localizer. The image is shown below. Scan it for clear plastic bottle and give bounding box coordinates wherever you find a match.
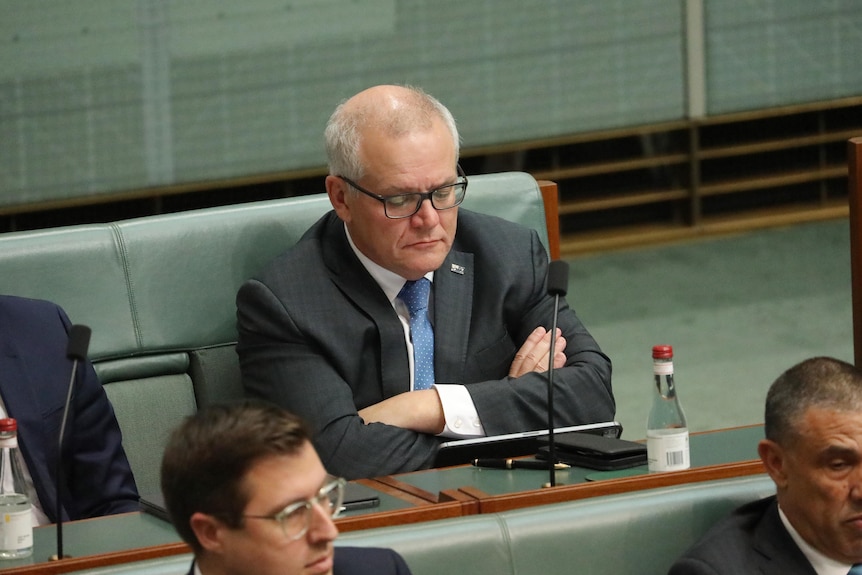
[646,345,690,472]
[0,418,32,558]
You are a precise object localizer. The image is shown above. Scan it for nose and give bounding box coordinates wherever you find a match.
[410,196,440,227]
[306,499,339,543]
[851,469,862,501]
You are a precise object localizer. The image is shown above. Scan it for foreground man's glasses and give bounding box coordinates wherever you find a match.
[241,477,346,541]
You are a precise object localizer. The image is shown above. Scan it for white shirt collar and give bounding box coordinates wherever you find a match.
[778,503,852,575]
[343,224,434,302]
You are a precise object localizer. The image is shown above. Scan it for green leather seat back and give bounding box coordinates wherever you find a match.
[337,514,512,575]
[334,475,774,575]
[0,226,137,359]
[501,475,776,575]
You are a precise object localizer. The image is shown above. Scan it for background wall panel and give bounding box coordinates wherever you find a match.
[0,0,685,208]
[705,0,862,114]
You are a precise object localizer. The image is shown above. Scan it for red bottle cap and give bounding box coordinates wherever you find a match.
[652,345,673,359]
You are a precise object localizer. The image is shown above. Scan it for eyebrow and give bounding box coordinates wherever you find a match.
[818,444,860,461]
[384,173,460,195]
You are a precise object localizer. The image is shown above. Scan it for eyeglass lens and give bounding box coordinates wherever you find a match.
[280,480,344,540]
[384,182,467,218]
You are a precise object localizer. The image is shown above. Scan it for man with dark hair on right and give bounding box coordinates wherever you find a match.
[160,400,412,575]
[669,356,862,574]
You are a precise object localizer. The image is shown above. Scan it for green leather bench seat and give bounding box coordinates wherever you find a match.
[0,172,550,497]
[64,475,776,575]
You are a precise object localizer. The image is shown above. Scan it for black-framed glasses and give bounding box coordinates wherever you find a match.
[241,477,345,541]
[338,165,468,219]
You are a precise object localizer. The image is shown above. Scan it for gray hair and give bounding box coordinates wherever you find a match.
[324,85,460,180]
[764,356,862,446]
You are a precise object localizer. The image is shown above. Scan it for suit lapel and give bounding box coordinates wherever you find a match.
[321,219,410,398]
[433,249,474,383]
[752,499,818,575]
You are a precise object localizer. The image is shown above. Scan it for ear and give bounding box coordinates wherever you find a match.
[758,438,788,489]
[326,175,352,223]
[190,512,228,553]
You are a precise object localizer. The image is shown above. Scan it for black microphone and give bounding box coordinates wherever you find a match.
[546,260,569,297]
[544,260,569,487]
[50,325,91,561]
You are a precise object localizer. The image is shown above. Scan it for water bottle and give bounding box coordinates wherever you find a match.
[0,419,32,558]
[646,345,690,472]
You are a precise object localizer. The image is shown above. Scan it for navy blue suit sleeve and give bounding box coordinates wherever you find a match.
[334,547,413,575]
[0,297,139,521]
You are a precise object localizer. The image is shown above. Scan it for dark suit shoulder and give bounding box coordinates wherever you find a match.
[334,546,412,574]
[0,295,70,356]
[453,209,535,250]
[248,212,342,296]
[669,496,814,575]
[0,295,66,325]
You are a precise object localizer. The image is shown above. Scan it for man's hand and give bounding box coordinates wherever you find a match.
[358,389,445,434]
[508,327,567,378]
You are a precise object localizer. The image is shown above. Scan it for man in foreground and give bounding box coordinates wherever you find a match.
[160,400,412,575]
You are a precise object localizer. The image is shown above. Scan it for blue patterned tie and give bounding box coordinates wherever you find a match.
[849,565,862,575]
[398,278,435,390]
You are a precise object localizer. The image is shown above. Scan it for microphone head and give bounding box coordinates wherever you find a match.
[546,260,570,297]
[66,325,92,361]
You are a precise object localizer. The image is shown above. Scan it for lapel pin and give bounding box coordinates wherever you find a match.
[450,263,465,275]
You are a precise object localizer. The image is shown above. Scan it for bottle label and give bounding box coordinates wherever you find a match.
[653,361,674,376]
[0,508,31,553]
[646,428,690,472]
[0,438,17,450]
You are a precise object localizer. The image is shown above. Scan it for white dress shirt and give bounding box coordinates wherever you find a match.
[778,504,854,575]
[345,225,484,438]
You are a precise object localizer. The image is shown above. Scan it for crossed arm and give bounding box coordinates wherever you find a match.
[357,326,567,433]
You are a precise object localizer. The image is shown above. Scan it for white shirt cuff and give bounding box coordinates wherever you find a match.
[433,384,485,438]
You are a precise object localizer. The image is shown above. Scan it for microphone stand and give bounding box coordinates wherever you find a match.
[50,324,91,561]
[546,297,561,488]
[543,260,569,488]
[51,358,78,561]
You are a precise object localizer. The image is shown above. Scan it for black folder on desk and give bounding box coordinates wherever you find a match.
[536,431,647,471]
[140,482,380,521]
[433,421,622,467]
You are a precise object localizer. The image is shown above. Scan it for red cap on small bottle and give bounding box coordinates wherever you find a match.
[652,345,673,359]
[0,419,16,432]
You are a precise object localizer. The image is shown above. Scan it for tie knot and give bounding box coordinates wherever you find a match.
[398,278,431,316]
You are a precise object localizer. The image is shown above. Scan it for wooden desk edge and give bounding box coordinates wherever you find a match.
[3,541,191,575]
[474,459,766,513]
[336,500,464,533]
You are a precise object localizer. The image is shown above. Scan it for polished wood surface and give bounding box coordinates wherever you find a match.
[538,180,561,260]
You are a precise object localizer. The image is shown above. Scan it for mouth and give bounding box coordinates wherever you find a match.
[406,237,441,249]
[306,552,334,574]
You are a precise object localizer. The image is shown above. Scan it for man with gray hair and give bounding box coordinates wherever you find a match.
[236,85,613,479]
[669,356,862,574]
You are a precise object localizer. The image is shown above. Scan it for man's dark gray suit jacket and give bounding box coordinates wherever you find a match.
[668,496,817,575]
[236,209,614,479]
